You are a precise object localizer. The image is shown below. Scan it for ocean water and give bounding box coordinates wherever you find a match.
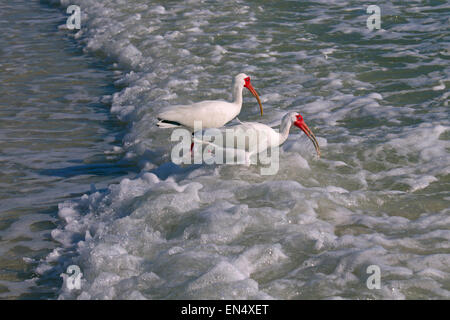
[1,0,449,299]
[0,0,135,298]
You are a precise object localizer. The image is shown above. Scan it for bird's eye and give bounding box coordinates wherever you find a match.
[243,77,250,88]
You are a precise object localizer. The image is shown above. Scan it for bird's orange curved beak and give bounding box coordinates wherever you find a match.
[244,77,263,116]
[294,117,321,157]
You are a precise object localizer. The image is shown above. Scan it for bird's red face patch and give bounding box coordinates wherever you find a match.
[244,77,251,88]
[293,113,321,157]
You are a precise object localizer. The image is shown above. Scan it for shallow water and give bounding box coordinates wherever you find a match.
[0,0,135,298]
[2,0,449,299]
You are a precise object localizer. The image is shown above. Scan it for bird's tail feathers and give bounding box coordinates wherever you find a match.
[156,118,182,128]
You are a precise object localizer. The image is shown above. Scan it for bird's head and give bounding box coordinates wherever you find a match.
[287,111,321,157]
[235,73,263,116]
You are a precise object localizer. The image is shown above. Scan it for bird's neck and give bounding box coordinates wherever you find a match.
[278,116,293,145]
[232,83,244,108]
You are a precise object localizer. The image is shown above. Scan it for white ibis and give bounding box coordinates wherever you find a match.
[192,111,321,163]
[156,73,263,129]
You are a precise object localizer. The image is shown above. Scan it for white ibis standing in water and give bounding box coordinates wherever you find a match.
[156,73,263,129]
[193,111,321,163]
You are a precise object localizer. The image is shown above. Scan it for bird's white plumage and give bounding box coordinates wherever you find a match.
[156,73,261,129]
[193,112,300,156]
[158,100,241,129]
[192,111,321,163]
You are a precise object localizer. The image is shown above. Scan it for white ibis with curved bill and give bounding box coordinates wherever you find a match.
[156,73,263,129]
[192,111,321,162]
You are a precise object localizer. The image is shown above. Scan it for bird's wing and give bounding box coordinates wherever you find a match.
[157,100,233,128]
[193,121,274,152]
